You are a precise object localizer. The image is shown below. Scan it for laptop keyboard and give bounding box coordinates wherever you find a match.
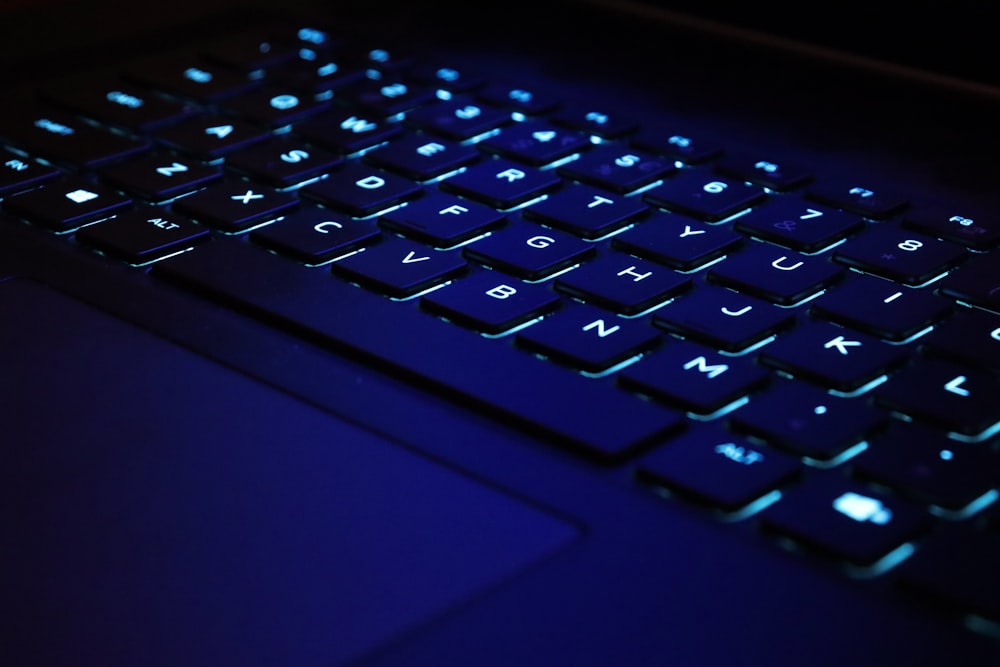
[2,21,1000,629]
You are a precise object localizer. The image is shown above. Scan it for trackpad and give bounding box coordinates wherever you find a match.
[0,279,578,667]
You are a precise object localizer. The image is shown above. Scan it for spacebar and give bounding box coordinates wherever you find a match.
[152,238,683,460]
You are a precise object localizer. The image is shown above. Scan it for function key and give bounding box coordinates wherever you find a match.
[3,178,132,232]
[0,149,58,196]
[903,203,1000,251]
[806,179,907,219]
[75,206,209,264]
[760,476,931,568]
[636,426,800,514]
[632,131,722,164]
[714,153,811,191]
[643,170,766,222]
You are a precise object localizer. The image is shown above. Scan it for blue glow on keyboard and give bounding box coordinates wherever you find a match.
[844,542,915,579]
[930,488,998,521]
[721,489,782,522]
[948,418,1000,444]
[579,353,646,379]
[687,395,750,422]
[804,440,868,469]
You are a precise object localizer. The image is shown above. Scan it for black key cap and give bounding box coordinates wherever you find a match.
[632,130,723,164]
[873,358,1000,437]
[761,476,931,567]
[350,79,437,116]
[222,86,331,128]
[0,149,58,196]
[643,170,767,222]
[155,114,269,160]
[151,238,685,460]
[411,63,484,92]
[421,271,559,334]
[921,307,1000,373]
[249,207,379,263]
[854,422,1000,513]
[301,164,422,217]
[897,527,1000,621]
[294,110,403,154]
[227,138,343,189]
[462,222,596,281]
[172,178,298,232]
[653,287,793,352]
[439,158,561,209]
[269,54,366,93]
[833,224,967,286]
[938,253,1000,313]
[379,193,504,247]
[620,341,769,415]
[731,381,887,462]
[126,53,260,103]
[637,426,800,513]
[330,238,466,298]
[478,82,559,115]
[903,203,1000,250]
[714,153,811,191]
[612,211,743,271]
[550,106,637,139]
[516,304,661,374]
[199,30,300,71]
[0,107,150,169]
[481,122,590,166]
[42,77,195,131]
[734,198,862,253]
[554,253,690,315]
[707,242,843,305]
[404,97,511,141]
[810,274,953,341]
[806,180,907,220]
[759,321,907,393]
[75,206,209,263]
[557,145,674,194]
[3,178,132,232]
[364,134,479,182]
[523,184,647,240]
[100,153,222,202]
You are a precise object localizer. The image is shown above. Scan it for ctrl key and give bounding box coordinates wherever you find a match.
[760,478,931,570]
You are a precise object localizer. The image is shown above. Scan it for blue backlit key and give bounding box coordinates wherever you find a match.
[404,97,511,141]
[516,304,661,374]
[172,178,298,232]
[330,238,467,298]
[301,164,422,217]
[833,224,967,286]
[632,130,723,165]
[643,170,766,222]
[4,178,132,232]
[421,271,559,334]
[250,207,379,263]
[523,184,648,240]
[557,145,674,194]
[481,122,590,166]
[806,179,907,220]
[126,53,260,103]
[734,198,862,253]
[75,206,209,264]
[379,193,504,247]
[100,152,222,202]
[462,221,595,281]
[554,253,690,315]
[226,138,343,189]
[364,134,479,182]
[439,158,561,210]
[707,241,843,305]
[612,211,743,271]
[294,110,402,155]
[155,114,269,160]
[637,426,800,513]
[0,148,57,196]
